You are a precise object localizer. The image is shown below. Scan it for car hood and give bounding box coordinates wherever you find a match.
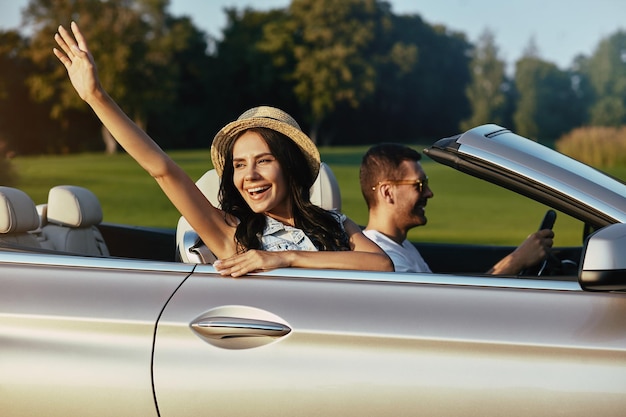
[423,124,626,227]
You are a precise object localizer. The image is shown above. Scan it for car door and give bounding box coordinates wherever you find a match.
[153,267,626,417]
[0,252,192,417]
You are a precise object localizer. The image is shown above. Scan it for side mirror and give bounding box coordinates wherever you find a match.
[579,223,626,291]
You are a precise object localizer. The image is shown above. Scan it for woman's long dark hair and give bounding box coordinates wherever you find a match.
[219,128,350,253]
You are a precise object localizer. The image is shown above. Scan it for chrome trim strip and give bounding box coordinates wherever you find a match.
[0,250,582,291]
[0,250,195,273]
[194,265,583,291]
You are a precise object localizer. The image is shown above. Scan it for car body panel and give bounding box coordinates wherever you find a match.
[153,267,626,417]
[0,252,192,417]
[1,124,625,416]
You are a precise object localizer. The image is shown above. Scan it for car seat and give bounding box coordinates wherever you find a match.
[42,185,110,256]
[176,162,342,263]
[0,186,43,248]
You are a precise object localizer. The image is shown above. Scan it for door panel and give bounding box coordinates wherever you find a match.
[153,269,626,417]
[0,256,190,417]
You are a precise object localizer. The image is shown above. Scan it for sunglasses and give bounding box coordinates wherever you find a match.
[372,177,429,193]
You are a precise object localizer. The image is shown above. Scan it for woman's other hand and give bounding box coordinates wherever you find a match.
[213,250,293,278]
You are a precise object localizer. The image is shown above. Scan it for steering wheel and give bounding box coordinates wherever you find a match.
[522,210,558,276]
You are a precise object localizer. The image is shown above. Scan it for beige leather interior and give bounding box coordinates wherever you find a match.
[0,186,42,248]
[42,185,109,256]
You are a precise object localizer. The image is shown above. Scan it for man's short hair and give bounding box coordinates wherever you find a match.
[359,143,422,208]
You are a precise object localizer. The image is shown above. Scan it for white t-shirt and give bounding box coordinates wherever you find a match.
[363,229,432,273]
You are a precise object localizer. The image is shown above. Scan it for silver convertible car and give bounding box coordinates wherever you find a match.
[1,124,625,416]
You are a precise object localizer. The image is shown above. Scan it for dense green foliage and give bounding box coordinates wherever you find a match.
[585,32,626,126]
[1,0,625,185]
[12,148,625,247]
[460,29,508,130]
[514,51,586,140]
[2,0,625,157]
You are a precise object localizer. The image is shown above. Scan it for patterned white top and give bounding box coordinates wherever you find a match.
[259,212,347,252]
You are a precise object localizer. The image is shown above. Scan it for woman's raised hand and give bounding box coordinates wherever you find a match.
[53,22,100,102]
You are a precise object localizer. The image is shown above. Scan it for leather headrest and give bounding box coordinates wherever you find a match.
[0,186,40,233]
[47,185,103,227]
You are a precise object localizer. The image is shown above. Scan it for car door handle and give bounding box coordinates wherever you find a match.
[191,316,292,339]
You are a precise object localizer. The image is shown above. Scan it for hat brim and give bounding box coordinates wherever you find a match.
[211,117,321,182]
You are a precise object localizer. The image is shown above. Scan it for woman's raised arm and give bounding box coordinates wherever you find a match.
[53,22,237,258]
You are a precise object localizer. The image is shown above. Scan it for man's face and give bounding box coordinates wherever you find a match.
[394,160,433,228]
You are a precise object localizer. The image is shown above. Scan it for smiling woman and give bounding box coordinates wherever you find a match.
[52,21,393,276]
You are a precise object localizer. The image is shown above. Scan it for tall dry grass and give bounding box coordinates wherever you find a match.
[556,126,626,167]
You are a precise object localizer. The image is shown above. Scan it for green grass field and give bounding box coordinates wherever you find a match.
[11,147,626,247]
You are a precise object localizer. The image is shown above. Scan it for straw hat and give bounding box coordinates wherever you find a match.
[211,106,321,181]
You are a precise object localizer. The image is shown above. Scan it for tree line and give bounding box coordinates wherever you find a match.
[1,0,625,157]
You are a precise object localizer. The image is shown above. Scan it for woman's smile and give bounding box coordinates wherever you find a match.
[246,184,271,198]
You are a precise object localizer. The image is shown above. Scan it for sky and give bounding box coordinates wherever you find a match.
[1,0,625,73]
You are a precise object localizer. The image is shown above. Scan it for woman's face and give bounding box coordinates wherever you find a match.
[231,130,291,222]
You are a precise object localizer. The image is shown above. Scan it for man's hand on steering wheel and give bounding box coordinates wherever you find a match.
[520,210,557,276]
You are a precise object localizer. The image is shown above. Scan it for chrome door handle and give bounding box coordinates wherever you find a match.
[191,316,291,339]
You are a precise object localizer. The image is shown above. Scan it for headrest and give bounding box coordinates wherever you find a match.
[0,186,40,233]
[47,185,103,227]
[36,204,48,227]
[310,162,342,211]
[195,169,220,207]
